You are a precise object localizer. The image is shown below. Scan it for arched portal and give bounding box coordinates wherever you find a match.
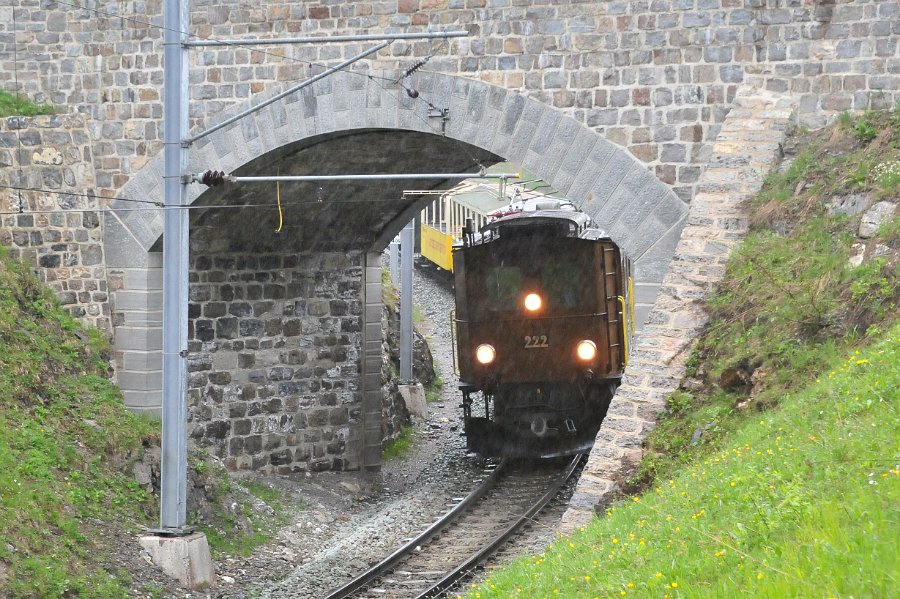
[104,72,687,472]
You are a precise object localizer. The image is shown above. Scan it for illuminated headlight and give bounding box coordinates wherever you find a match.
[576,340,597,361]
[476,344,496,365]
[523,293,542,312]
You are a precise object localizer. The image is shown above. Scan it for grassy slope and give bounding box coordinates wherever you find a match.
[462,110,900,598]
[0,247,292,594]
[465,330,898,598]
[0,247,159,597]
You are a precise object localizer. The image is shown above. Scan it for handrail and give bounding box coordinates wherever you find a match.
[617,296,628,367]
[449,308,459,376]
[628,276,635,338]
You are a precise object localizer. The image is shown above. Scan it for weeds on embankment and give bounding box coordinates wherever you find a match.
[0,245,159,596]
[0,245,290,596]
[462,109,899,598]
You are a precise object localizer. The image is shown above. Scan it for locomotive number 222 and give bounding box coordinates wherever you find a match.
[524,335,549,348]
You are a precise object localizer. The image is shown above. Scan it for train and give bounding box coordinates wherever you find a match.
[452,196,634,458]
[419,164,547,273]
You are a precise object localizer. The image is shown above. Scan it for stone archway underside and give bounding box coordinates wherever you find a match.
[105,72,687,473]
[114,72,686,298]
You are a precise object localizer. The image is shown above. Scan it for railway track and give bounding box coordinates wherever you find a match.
[321,454,583,599]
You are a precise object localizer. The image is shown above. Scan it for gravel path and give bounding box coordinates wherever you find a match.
[130,259,568,598]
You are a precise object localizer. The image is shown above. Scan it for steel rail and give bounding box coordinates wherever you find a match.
[414,453,584,599]
[320,459,508,599]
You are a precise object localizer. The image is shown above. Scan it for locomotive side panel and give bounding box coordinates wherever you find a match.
[598,241,628,377]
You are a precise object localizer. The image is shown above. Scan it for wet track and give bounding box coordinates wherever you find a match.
[322,455,584,599]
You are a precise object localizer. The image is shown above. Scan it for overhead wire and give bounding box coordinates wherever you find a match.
[0,183,162,206]
[0,195,452,217]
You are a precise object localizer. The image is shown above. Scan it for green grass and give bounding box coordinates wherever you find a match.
[187,458,294,558]
[0,246,159,597]
[461,109,900,599]
[464,326,899,599]
[0,243,287,593]
[757,109,900,215]
[382,267,398,310]
[425,364,444,403]
[0,90,54,117]
[382,425,416,460]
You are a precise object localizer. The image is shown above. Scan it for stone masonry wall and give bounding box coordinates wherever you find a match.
[1,0,897,205]
[0,115,110,332]
[186,249,365,473]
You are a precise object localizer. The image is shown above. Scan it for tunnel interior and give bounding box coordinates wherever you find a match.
[187,129,503,254]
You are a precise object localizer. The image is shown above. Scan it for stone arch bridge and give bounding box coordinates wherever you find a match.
[0,0,897,476]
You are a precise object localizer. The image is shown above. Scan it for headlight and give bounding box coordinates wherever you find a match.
[475,344,496,365]
[576,340,597,361]
[523,293,542,312]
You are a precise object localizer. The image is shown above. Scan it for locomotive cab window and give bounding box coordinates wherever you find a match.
[470,247,596,316]
[483,264,523,308]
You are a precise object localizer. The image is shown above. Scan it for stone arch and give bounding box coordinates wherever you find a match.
[111,72,685,291]
[104,73,687,468]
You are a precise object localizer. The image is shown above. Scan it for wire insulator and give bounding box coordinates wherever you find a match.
[200,170,227,187]
[403,58,429,79]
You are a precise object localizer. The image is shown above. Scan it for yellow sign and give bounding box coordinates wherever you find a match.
[420,223,454,271]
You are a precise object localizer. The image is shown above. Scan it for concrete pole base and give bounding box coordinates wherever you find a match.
[399,382,427,421]
[138,532,215,590]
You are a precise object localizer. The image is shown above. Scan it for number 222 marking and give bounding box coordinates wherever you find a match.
[524,335,549,348]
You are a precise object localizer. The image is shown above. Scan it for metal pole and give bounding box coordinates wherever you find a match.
[185,42,389,145]
[160,0,190,532]
[192,172,521,184]
[185,30,468,48]
[399,221,414,382]
[389,236,400,286]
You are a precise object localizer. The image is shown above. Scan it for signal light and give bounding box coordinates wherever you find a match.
[576,340,597,361]
[523,293,542,312]
[476,344,496,365]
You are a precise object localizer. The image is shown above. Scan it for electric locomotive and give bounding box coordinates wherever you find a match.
[452,197,633,457]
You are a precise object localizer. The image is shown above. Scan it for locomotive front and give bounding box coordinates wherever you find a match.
[453,208,631,457]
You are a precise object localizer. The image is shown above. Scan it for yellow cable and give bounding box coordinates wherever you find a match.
[275,174,283,233]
